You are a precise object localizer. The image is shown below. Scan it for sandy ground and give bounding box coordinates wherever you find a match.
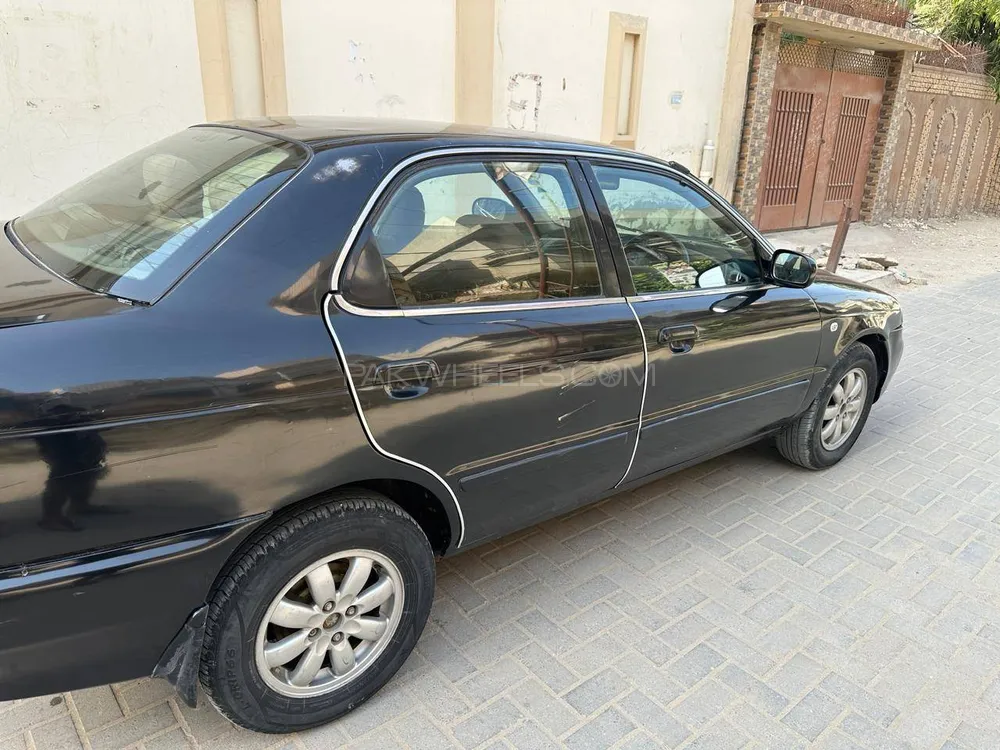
[766,215,1000,292]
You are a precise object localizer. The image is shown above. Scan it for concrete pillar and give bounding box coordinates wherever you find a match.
[862,50,916,222]
[193,0,235,121]
[715,0,757,201]
[193,0,288,121]
[455,0,495,126]
[258,0,289,117]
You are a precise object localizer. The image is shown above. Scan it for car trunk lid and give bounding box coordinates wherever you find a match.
[0,223,127,329]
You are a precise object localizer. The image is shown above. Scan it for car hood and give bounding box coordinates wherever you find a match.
[808,267,902,326]
[0,224,126,328]
[812,268,887,294]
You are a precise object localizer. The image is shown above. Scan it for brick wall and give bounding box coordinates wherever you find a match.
[909,65,995,100]
[882,63,1000,218]
[863,50,915,222]
[732,22,782,221]
[755,2,935,49]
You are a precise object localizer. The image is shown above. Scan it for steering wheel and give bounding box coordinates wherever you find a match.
[622,230,691,265]
[720,259,750,285]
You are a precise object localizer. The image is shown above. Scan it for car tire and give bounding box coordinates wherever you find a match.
[199,490,435,733]
[776,342,878,470]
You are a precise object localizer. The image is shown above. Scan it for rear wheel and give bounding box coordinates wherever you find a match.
[199,491,435,733]
[777,342,878,470]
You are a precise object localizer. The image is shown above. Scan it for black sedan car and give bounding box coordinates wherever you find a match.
[0,118,902,733]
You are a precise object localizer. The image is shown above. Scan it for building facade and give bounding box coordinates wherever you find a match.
[731,1,940,231]
[0,0,755,218]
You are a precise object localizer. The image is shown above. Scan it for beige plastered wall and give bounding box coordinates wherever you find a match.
[0,0,749,216]
[281,0,455,120]
[0,0,206,217]
[490,0,741,174]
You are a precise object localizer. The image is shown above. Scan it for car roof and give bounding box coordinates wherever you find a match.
[200,116,674,165]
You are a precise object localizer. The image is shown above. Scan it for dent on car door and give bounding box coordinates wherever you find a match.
[325,156,645,547]
[585,162,823,481]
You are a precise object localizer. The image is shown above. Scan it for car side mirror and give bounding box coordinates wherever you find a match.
[471,197,514,220]
[770,250,817,288]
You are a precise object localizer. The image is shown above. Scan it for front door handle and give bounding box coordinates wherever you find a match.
[711,294,751,313]
[658,325,698,354]
[374,358,440,400]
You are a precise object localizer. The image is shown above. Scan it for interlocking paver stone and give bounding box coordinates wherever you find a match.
[31,715,84,750]
[88,702,176,750]
[8,277,1000,747]
[782,688,845,740]
[563,707,634,749]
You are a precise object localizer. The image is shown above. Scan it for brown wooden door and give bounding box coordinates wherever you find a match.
[808,69,885,226]
[758,63,830,232]
[757,44,887,232]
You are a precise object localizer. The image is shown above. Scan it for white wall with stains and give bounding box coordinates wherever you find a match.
[0,0,744,217]
[281,0,455,121]
[495,0,737,171]
[0,0,206,218]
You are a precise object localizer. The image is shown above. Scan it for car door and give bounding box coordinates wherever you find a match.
[584,161,823,483]
[326,155,645,547]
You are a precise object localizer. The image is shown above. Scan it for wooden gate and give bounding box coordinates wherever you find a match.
[758,42,888,232]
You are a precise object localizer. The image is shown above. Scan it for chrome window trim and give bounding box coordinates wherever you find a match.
[581,155,777,261]
[334,292,623,318]
[626,283,778,304]
[329,146,702,293]
[328,145,777,314]
[321,293,467,548]
[336,285,781,318]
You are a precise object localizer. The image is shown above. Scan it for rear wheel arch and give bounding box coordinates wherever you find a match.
[261,479,455,557]
[345,478,453,555]
[206,476,456,599]
[198,489,436,732]
[157,478,454,705]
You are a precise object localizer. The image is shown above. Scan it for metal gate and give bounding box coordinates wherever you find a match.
[758,42,889,232]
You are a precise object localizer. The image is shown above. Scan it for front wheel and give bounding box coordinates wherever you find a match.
[199,491,435,733]
[777,342,878,470]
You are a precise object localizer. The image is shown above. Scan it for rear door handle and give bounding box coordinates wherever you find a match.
[658,325,698,354]
[374,358,440,399]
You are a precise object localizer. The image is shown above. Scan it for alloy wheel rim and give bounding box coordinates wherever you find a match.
[254,549,404,698]
[821,367,868,451]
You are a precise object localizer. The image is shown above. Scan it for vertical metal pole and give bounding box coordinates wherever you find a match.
[826,201,852,274]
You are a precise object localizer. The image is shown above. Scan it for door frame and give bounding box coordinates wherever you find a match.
[326,146,690,548]
[577,157,775,291]
[575,158,823,480]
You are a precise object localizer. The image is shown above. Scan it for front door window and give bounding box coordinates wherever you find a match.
[592,165,762,294]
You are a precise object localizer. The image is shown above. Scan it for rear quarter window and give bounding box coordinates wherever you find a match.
[11,127,308,303]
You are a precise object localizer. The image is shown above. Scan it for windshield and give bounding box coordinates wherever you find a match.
[11,127,308,303]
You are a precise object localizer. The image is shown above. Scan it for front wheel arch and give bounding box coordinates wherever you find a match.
[854,332,889,402]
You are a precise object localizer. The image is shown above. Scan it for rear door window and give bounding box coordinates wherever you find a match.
[349,160,602,308]
[11,127,308,303]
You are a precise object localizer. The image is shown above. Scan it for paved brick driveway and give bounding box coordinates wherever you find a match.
[5,276,1000,750]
